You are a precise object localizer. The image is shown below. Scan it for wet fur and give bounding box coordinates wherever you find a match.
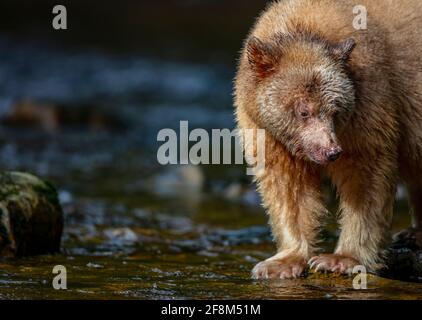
[235,0,422,276]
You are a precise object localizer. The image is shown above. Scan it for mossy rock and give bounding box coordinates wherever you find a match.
[0,172,63,257]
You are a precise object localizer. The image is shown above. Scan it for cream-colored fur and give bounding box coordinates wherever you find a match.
[235,0,422,278]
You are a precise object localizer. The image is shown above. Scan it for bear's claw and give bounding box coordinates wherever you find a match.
[308,254,360,275]
[252,255,307,279]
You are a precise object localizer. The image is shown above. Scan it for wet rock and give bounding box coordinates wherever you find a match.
[58,190,73,205]
[86,262,103,269]
[1,100,127,133]
[103,227,138,245]
[379,233,422,282]
[64,224,98,242]
[149,165,204,210]
[0,172,63,257]
[170,226,271,254]
[63,199,106,226]
[1,100,59,132]
[151,165,204,198]
[133,209,196,232]
[206,226,271,246]
[220,183,261,207]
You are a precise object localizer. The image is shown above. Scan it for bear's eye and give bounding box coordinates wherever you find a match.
[300,110,309,118]
[296,101,310,119]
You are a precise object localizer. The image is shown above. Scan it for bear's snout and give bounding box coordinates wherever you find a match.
[325,146,343,162]
[307,144,343,165]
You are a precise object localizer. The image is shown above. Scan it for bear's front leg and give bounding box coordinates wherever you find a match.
[311,156,398,274]
[252,139,326,279]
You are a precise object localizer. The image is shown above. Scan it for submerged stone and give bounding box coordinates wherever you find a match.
[0,172,63,257]
[379,234,422,283]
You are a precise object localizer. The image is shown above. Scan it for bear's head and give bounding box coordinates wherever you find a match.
[246,33,356,165]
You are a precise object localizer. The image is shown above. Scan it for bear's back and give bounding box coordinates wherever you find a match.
[245,0,422,109]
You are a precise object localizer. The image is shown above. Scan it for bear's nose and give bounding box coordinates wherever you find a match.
[326,147,343,162]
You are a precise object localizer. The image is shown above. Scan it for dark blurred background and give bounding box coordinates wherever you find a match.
[0,0,267,182]
[0,0,267,60]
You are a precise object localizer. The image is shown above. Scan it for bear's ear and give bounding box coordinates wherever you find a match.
[330,38,356,61]
[246,37,279,79]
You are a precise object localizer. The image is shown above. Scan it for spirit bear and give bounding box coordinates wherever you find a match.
[234,0,422,279]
